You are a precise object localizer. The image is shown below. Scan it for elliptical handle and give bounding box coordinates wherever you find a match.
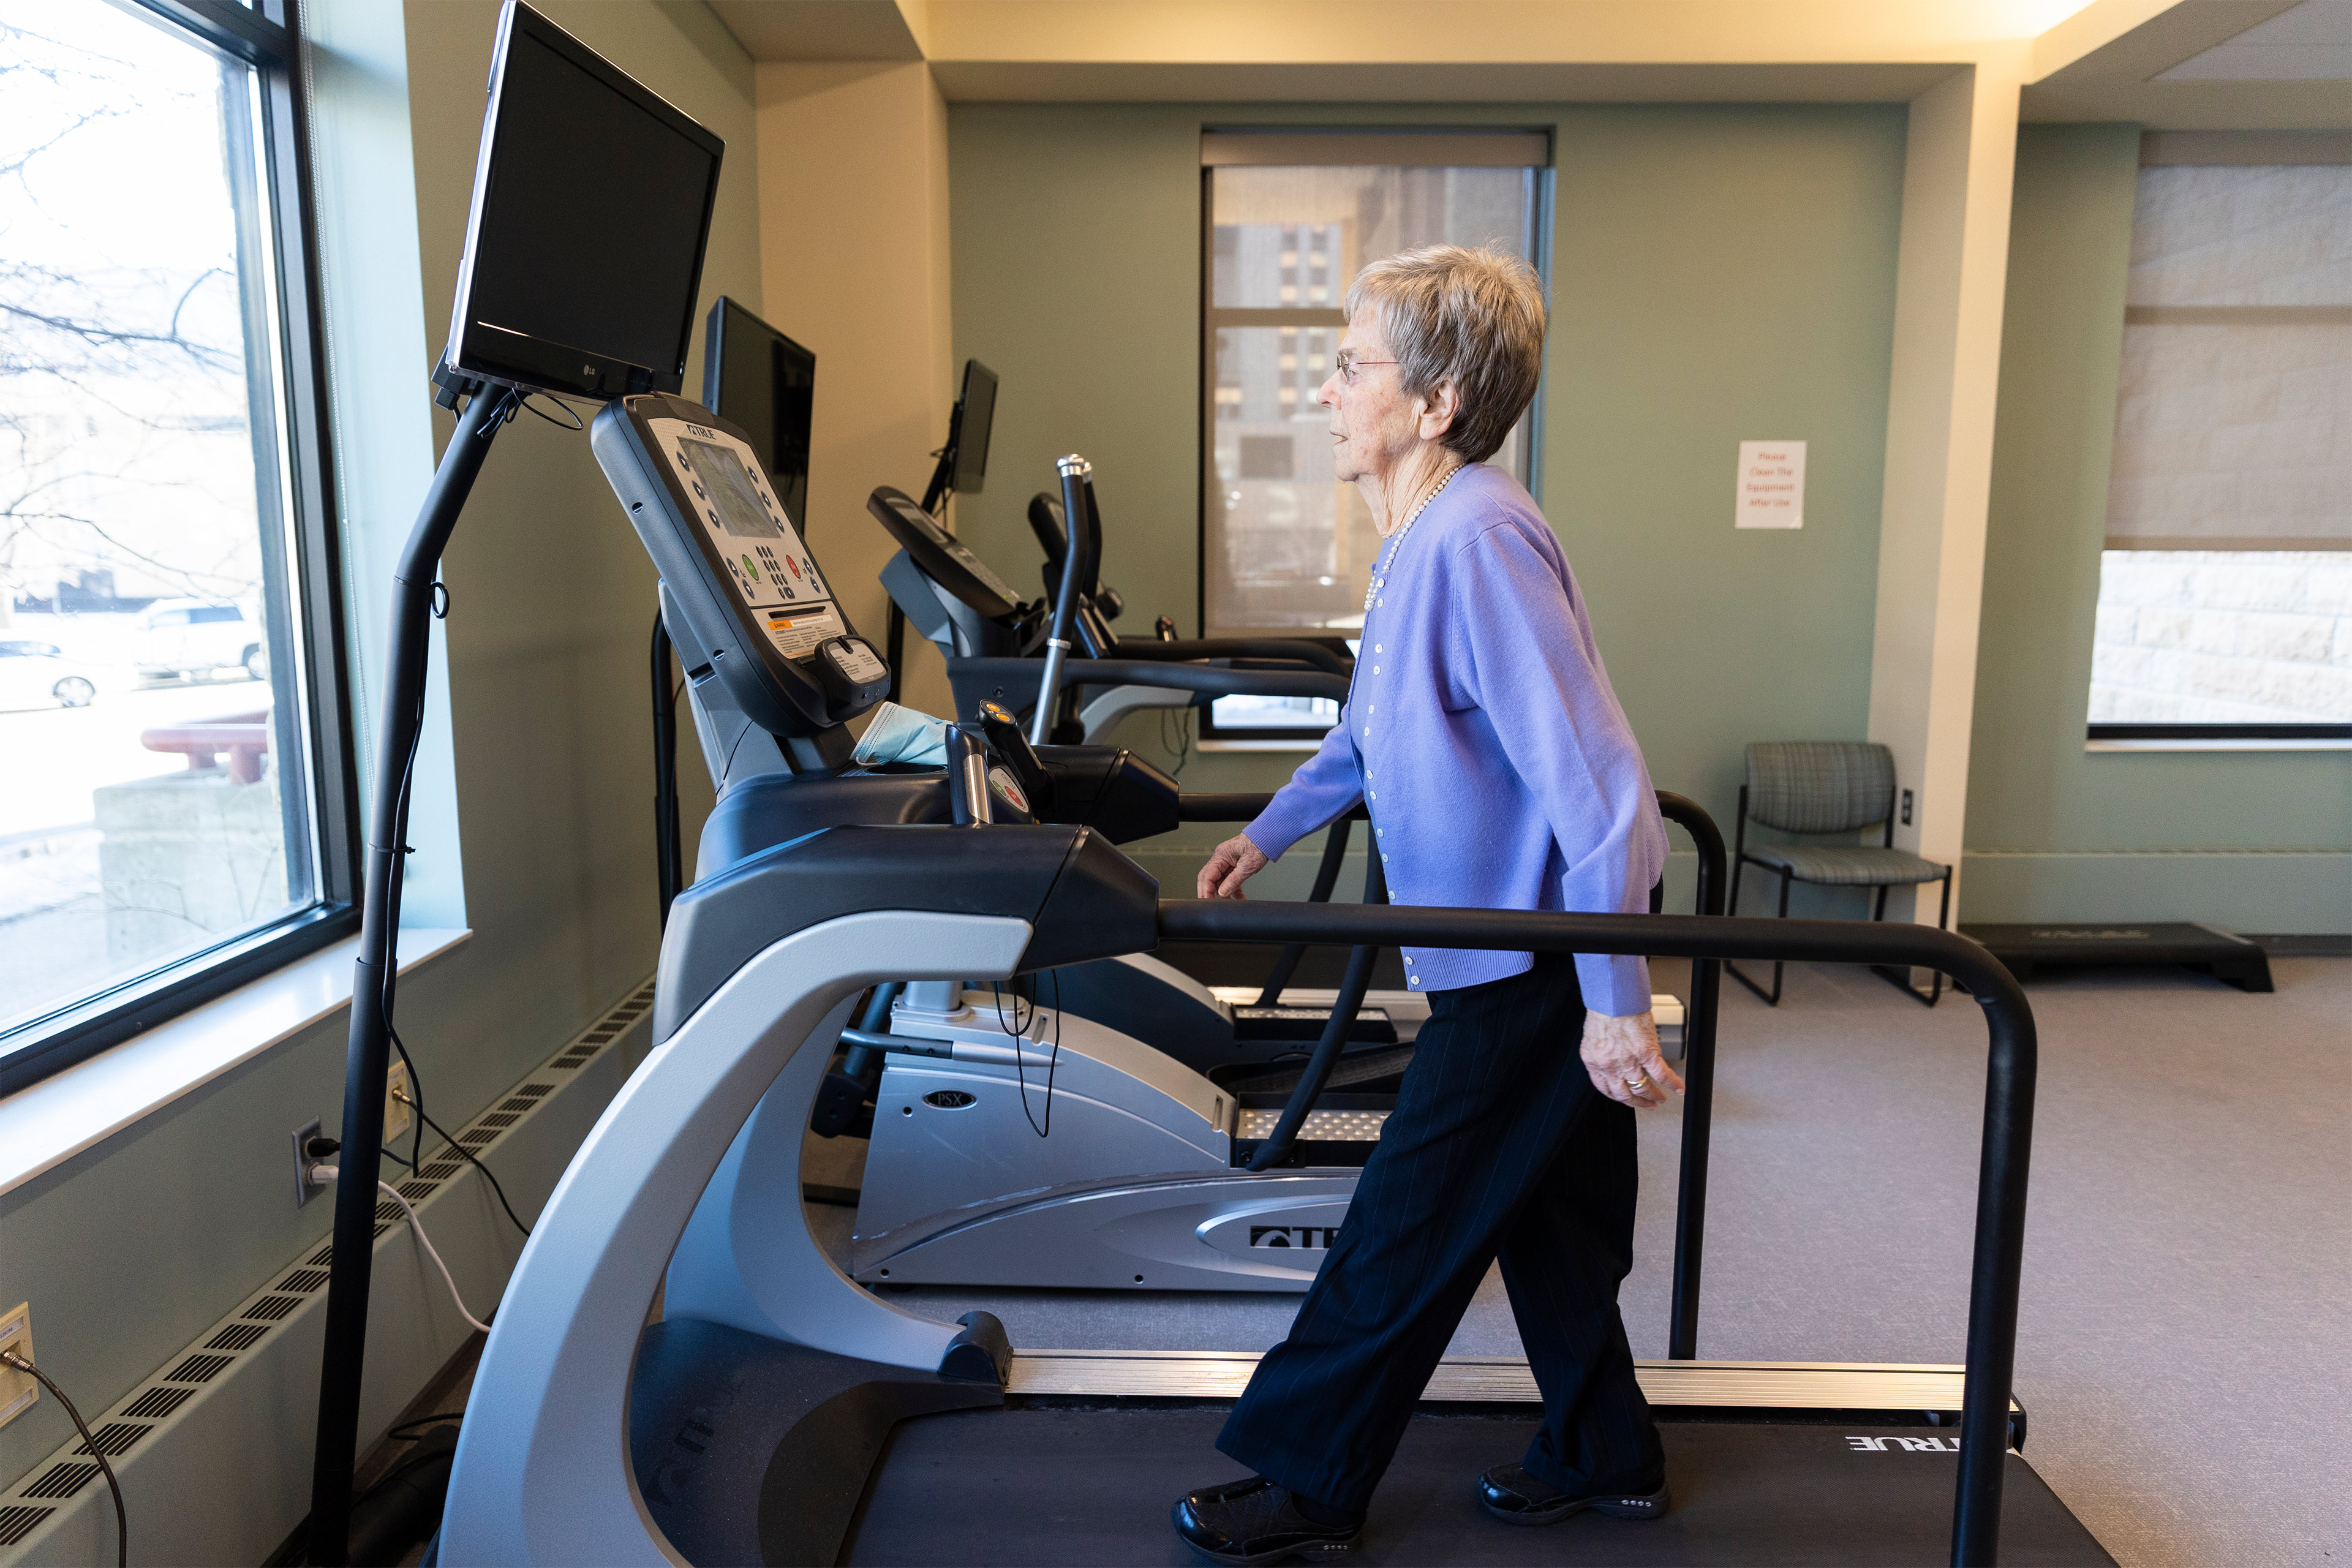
[1031,454,1092,745]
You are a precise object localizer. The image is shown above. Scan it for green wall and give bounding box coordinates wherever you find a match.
[1964,126,2352,930]
[946,102,1907,908]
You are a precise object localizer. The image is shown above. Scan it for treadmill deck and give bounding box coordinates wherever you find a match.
[840,1407,2111,1566]
[1009,1351,2015,1418]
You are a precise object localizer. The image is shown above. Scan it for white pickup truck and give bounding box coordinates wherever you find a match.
[134,599,267,683]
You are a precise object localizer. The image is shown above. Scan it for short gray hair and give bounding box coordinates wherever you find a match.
[1343,244,1546,464]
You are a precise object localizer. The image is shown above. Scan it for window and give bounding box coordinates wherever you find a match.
[2089,150,2352,742]
[1201,133,1548,643]
[0,0,355,1092]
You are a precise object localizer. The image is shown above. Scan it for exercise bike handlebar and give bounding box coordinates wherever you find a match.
[1159,897,2034,1568]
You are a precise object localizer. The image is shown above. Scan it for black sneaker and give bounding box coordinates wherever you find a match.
[1172,1476,1362,1564]
[1476,1463,1670,1526]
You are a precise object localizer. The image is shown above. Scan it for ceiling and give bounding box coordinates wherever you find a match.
[2026,0,2352,124]
[2158,0,2352,77]
[709,0,2352,126]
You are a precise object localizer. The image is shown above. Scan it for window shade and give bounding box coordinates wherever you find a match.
[2104,164,2352,551]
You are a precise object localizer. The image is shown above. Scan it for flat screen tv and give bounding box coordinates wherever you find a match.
[703,297,816,531]
[949,360,997,494]
[445,1,725,399]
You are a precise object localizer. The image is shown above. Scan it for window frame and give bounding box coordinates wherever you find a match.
[1194,129,1553,743]
[0,0,361,1097]
[2087,136,2352,746]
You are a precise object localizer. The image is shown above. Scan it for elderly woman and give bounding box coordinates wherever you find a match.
[1173,245,1682,1563]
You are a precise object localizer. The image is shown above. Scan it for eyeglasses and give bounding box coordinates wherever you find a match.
[1334,351,1398,386]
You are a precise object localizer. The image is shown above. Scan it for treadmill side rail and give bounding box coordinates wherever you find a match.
[437,910,1033,1568]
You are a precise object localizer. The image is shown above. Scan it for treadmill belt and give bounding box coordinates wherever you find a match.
[840,1407,2113,1566]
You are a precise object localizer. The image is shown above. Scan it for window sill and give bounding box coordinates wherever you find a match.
[2086,738,2352,753]
[0,927,469,1199]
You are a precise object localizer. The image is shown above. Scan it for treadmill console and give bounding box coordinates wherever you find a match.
[865,485,1025,621]
[594,393,890,737]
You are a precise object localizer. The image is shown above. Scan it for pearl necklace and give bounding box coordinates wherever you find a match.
[1363,462,1464,613]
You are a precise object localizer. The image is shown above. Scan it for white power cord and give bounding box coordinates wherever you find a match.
[309,1162,493,1335]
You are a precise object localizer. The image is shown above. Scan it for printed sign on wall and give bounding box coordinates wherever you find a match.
[1736,440,1806,529]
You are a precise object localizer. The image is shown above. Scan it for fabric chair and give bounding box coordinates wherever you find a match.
[1726,741,1952,1007]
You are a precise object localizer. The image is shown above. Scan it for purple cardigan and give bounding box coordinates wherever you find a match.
[1243,465,1665,1016]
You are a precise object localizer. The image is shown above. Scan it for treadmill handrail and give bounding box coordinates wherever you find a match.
[1651,792,1725,1365]
[1031,458,1094,744]
[1114,636,1352,677]
[959,656,1352,706]
[1159,899,2034,1568]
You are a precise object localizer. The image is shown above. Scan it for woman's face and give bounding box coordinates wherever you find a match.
[1318,318,1427,486]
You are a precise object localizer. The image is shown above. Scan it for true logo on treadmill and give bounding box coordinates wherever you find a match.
[1845,1435,1962,1452]
[1250,1226,1341,1250]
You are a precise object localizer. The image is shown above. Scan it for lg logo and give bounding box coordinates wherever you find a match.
[1847,1435,1962,1452]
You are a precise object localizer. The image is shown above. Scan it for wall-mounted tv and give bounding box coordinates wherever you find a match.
[703,297,816,530]
[445,1,725,399]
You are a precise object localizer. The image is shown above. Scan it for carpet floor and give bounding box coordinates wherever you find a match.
[804,956,2351,1568]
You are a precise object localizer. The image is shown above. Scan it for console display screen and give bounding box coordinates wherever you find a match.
[679,438,782,540]
[655,418,844,660]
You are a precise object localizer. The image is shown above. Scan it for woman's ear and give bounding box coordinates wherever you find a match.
[1418,379,1461,440]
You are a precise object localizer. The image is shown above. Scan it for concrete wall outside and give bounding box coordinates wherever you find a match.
[94,766,286,962]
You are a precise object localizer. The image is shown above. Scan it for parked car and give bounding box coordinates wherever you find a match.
[134,600,266,682]
[0,639,101,709]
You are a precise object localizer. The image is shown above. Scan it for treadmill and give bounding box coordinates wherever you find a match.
[869,462,1359,747]
[434,391,2108,1567]
[658,447,1692,1293]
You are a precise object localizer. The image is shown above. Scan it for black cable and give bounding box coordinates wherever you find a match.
[516,392,585,431]
[377,632,435,1175]
[1003,972,1061,1139]
[988,977,1034,1040]
[356,1435,462,1502]
[387,1017,424,1177]
[3,1351,126,1568]
[385,1412,467,1441]
[1159,704,1193,779]
[371,618,532,1243]
[386,1039,533,1240]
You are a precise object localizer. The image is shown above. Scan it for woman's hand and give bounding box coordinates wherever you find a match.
[1581,1010,1682,1109]
[1198,833,1271,900]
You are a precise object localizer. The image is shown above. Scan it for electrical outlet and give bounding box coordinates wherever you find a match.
[0,1302,35,1430]
[293,1117,329,1206]
[1901,788,1915,826]
[385,1059,413,1145]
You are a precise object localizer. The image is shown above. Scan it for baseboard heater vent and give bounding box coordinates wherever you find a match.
[0,979,658,1565]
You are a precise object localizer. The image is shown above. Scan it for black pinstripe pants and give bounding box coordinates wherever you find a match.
[1217,950,1664,1516]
